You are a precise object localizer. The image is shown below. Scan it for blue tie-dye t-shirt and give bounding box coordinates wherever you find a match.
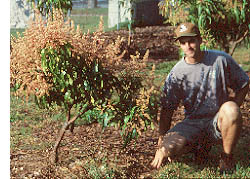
[161,50,249,119]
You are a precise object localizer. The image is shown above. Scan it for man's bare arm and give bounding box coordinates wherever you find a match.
[151,107,174,169]
[158,107,174,146]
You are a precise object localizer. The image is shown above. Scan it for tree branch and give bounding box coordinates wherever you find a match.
[230,29,249,56]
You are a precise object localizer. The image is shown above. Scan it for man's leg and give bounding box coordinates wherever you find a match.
[217,101,242,172]
[218,101,242,155]
[151,119,203,169]
[161,132,192,156]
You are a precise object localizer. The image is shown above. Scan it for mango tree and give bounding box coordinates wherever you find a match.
[159,0,250,55]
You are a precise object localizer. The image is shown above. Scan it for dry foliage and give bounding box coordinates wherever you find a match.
[10,8,152,97]
[10,8,158,148]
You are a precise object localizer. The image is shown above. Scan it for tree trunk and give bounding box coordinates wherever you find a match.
[50,114,79,163]
[88,0,97,8]
[50,106,92,163]
[65,106,75,133]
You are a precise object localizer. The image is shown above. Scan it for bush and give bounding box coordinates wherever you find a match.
[10,8,158,162]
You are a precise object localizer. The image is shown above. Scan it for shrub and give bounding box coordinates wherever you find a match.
[10,8,158,162]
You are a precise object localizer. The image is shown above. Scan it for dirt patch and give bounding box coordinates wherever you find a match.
[101,25,179,61]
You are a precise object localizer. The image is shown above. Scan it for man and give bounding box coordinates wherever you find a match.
[150,22,249,173]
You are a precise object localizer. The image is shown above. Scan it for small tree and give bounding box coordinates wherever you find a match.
[159,0,250,55]
[10,8,157,163]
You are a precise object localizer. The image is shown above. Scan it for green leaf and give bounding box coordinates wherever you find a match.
[95,63,98,72]
[205,8,211,16]
[103,113,113,128]
[124,116,130,125]
[69,77,73,85]
[151,122,155,130]
[233,0,240,23]
[235,9,240,23]
[91,96,95,104]
[41,53,47,73]
[66,46,72,56]
[101,80,103,88]
[38,0,43,6]
[61,70,66,76]
[64,91,73,104]
[198,14,204,28]
[198,4,202,15]
[84,81,89,90]
[130,106,137,117]
[241,9,245,21]
[207,16,212,24]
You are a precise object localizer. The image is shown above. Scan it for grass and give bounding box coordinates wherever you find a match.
[10,28,25,38]
[69,7,110,33]
[10,95,62,123]
[154,154,250,178]
[69,15,109,33]
[232,46,250,72]
[71,7,108,16]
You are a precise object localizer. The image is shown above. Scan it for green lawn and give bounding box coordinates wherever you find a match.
[10,28,25,37]
[71,7,108,16]
[69,15,109,33]
[233,46,250,72]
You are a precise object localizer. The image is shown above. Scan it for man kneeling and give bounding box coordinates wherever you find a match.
[151,22,249,173]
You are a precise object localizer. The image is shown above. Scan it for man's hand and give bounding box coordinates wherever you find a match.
[151,147,173,169]
[151,147,166,169]
[151,135,167,169]
[151,135,164,169]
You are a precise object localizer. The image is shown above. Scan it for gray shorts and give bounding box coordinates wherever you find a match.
[167,113,222,145]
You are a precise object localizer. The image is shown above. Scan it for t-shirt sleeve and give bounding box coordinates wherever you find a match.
[226,56,249,92]
[161,71,181,111]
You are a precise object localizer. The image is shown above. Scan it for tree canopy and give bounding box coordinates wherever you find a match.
[159,0,250,55]
[27,0,73,16]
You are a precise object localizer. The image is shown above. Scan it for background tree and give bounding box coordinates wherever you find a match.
[159,0,250,56]
[27,0,73,16]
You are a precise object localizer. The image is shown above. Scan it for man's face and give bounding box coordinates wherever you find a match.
[178,36,202,59]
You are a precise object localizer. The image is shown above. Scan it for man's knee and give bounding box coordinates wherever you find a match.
[219,101,242,125]
[161,132,188,156]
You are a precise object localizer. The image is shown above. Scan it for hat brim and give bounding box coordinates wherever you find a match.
[175,33,198,41]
